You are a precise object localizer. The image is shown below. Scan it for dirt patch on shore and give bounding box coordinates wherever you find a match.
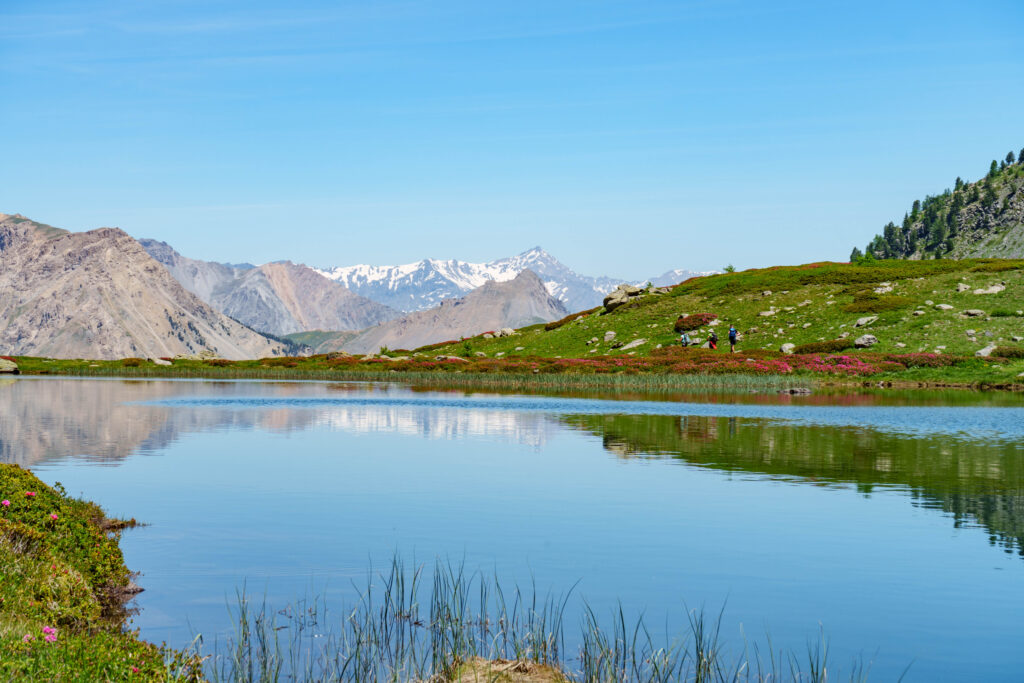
[447,658,566,682]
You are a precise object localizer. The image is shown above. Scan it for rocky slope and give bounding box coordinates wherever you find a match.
[317,247,627,313]
[338,269,568,353]
[0,214,286,359]
[141,240,399,336]
[860,151,1024,260]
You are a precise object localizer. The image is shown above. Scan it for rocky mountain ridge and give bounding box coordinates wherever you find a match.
[0,214,286,359]
[140,239,400,336]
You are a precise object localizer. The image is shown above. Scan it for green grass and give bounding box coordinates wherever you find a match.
[0,464,202,682]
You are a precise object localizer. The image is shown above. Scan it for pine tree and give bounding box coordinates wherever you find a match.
[954,177,964,191]
[1008,151,1017,165]
[989,160,998,177]
[849,246,863,262]
[911,199,921,219]
[1019,147,1024,164]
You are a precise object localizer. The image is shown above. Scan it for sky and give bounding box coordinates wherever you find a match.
[1,0,1022,280]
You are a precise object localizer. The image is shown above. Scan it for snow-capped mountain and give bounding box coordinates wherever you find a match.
[648,268,721,287]
[317,247,625,313]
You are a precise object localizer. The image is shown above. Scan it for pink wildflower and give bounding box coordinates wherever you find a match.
[132,667,140,674]
[42,626,55,635]
[22,634,33,643]
[25,491,35,498]
[1,500,9,507]
[49,513,58,520]
[44,633,57,643]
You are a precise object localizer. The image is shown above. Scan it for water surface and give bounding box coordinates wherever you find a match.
[2,377,1022,680]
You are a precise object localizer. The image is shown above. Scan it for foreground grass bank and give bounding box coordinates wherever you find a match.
[0,464,201,682]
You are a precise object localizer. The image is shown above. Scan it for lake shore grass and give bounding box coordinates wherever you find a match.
[9,351,1024,392]
[0,463,202,681]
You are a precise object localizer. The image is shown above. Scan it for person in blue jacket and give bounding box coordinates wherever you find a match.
[728,325,738,353]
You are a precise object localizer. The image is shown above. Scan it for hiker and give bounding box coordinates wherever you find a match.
[709,330,718,350]
[679,331,691,347]
[728,325,738,353]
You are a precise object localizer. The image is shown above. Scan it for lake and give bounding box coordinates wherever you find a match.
[2,377,1023,680]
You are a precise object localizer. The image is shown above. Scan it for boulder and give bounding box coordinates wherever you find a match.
[602,288,630,312]
[1012,336,1023,343]
[963,309,985,317]
[780,343,795,354]
[759,310,776,317]
[975,343,998,357]
[913,310,925,316]
[935,304,954,311]
[762,290,772,296]
[0,358,19,374]
[482,333,494,339]
[498,328,516,337]
[966,329,977,336]
[619,338,647,351]
[152,358,172,366]
[854,316,878,327]
[434,355,469,362]
[603,331,617,342]
[474,352,487,357]
[973,284,1005,295]
[854,334,878,348]
[957,283,970,292]
[895,342,907,348]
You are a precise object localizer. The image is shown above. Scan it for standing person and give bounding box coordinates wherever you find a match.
[679,331,691,347]
[708,330,718,350]
[728,325,738,353]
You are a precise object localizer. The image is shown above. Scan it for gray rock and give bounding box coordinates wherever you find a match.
[762,290,772,296]
[854,316,878,327]
[802,322,812,328]
[966,329,976,336]
[963,309,985,317]
[957,283,970,292]
[499,328,516,337]
[780,343,796,354]
[895,342,906,348]
[0,358,19,374]
[474,351,487,357]
[759,310,776,317]
[602,288,630,311]
[975,343,998,357]
[619,338,647,351]
[854,334,878,348]
[973,284,1005,295]
[1012,336,1023,343]
[935,304,954,311]
[152,358,172,366]
[603,331,617,342]
[482,333,494,339]
[913,310,925,316]
[925,300,934,306]
[434,355,468,362]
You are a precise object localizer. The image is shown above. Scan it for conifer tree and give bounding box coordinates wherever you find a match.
[954,177,964,191]
[989,160,998,177]
[1008,151,1017,165]
[849,246,863,262]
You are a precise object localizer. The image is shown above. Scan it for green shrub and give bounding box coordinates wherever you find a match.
[990,309,1022,317]
[793,339,855,354]
[991,346,1024,359]
[841,290,910,313]
[545,307,600,331]
[120,358,145,367]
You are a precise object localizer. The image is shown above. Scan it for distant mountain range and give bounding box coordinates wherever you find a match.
[140,240,399,337]
[316,247,712,313]
[0,214,285,359]
[327,270,567,354]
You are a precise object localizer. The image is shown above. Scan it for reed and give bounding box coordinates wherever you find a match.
[193,556,886,682]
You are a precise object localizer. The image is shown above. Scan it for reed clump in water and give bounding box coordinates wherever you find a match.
[198,557,883,682]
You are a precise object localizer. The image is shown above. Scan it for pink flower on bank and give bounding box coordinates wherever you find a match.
[1,500,9,507]
[25,491,36,498]
[132,666,140,674]
[42,626,55,635]
[22,634,33,643]
[44,633,57,643]
[49,513,58,520]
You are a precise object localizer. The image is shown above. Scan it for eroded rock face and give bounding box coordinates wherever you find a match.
[975,343,998,357]
[855,335,878,348]
[780,343,795,354]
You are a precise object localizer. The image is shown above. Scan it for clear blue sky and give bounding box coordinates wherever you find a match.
[2,1,1022,279]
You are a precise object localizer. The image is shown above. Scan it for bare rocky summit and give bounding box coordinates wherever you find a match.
[340,269,568,354]
[0,214,286,359]
[141,240,399,336]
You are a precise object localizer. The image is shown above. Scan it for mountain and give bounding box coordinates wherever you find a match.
[858,150,1024,261]
[648,268,721,287]
[140,240,400,336]
[316,247,624,313]
[336,269,568,354]
[0,214,285,359]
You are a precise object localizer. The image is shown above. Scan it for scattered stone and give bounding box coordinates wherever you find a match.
[963,309,985,317]
[935,345,946,350]
[514,346,525,351]
[925,300,935,306]
[610,341,624,349]
[854,316,878,327]
[655,344,662,349]
[759,310,776,317]
[935,304,954,311]
[152,358,172,366]
[603,331,617,342]
[762,290,772,296]
[780,343,796,354]
[973,284,1005,295]
[619,338,647,351]
[782,387,813,395]
[482,333,494,339]
[874,284,894,294]
[435,355,468,362]
[802,322,812,328]
[495,328,516,337]
[956,283,970,292]
[0,358,19,374]
[966,329,976,336]
[783,307,795,312]
[1012,336,1023,343]
[976,343,998,357]
[913,310,925,316]
[798,300,812,307]
[495,352,505,357]
[826,301,835,305]
[474,351,487,357]
[895,342,906,348]
[854,334,878,348]
[840,331,850,338]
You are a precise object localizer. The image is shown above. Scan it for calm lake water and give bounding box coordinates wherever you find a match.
[3,377,1023,680]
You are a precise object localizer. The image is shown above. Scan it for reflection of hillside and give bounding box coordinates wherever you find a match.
[0,379,554,469]
[560,413,1024,557]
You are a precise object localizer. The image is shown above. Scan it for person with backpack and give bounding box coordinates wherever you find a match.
[679,331,691,347]
[708,330,718,350]
[728,325,738,353]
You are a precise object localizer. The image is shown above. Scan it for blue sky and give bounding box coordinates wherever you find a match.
[2,1,1022,279]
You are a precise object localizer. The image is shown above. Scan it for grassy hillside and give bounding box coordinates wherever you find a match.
[858,149,1024,260]
[419,259,1024,383]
